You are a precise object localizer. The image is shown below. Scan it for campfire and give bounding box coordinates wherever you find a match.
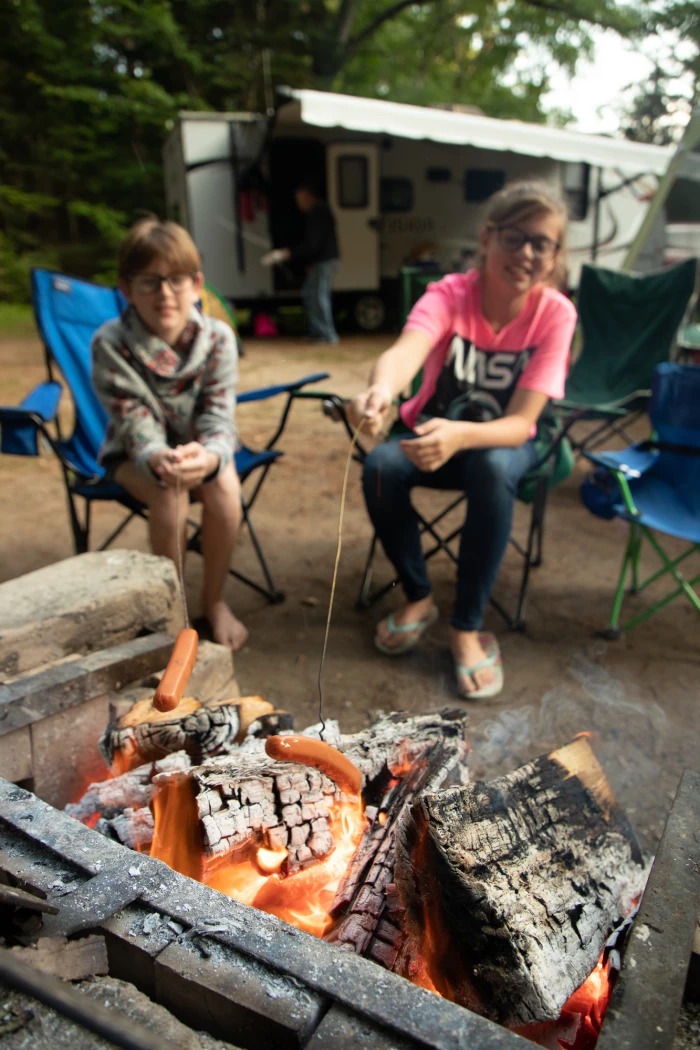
[64,630,648,1050]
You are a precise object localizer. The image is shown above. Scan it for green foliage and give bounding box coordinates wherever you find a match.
[0,301,37,338]
[619,2,698,145]
[0,0,655,302]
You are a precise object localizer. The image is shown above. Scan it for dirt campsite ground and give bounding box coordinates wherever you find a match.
[1,327,698,857]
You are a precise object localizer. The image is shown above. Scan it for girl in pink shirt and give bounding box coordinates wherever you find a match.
[350,181,577,700]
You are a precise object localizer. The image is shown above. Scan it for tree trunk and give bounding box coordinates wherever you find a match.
[394,737,647,1026]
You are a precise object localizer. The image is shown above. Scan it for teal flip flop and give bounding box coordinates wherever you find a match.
[455,632,504,700]
[374,604,439,656]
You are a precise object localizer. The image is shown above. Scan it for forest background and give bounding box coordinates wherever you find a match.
[0,0,698,300]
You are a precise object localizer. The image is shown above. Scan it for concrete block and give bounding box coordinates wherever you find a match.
[184,640,237,703]
[0,726,32,782]
[31,694,110,807]
[0,549,184,677]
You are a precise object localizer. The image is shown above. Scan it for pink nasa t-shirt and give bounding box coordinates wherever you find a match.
[400,270,577,434]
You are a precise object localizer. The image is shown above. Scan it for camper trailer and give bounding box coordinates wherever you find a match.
[163,88,697,330]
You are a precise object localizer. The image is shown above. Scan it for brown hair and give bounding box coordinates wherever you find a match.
[118,217,201,280]
[479,179,569,288]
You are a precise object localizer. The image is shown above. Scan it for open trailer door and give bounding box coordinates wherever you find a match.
[327,142,380,296]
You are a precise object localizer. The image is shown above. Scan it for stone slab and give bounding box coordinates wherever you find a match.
[0,549,183,677]
[0,727,32,783]
[0,632,173,737]
[31,694,110,808]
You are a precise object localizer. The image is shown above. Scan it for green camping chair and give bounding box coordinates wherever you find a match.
[556,259,698,454]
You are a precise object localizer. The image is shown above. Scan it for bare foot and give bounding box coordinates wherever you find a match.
[449,627,497,694]
[375,596,437,652]
[207,600,249,652]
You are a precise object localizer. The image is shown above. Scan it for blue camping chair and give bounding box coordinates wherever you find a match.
[0,269,328,603]
[581,362,700,638]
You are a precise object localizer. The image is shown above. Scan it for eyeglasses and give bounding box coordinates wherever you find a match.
[130,272,195,295]
[495,226,560,259]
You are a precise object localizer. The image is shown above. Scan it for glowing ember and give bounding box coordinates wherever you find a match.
[255,846,288,874]
[149,773,366,939]
[514,953,614,1050]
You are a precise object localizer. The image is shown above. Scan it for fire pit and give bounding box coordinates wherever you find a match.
[1,558,698,1050]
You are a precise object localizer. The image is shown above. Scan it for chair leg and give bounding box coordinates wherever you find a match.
[604,528,634,639]
[239,500,285,603]
[627,524,642,593]
[510,481,548,631]
[357,533,378,609]
[69,496,89,554]
[96,510,141,552]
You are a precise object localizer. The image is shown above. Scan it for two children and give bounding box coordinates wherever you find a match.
[350,180,577,700]
[95,178,575,693]
[92,218,247,651]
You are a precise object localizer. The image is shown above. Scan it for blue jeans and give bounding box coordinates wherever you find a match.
[362,438,539,631]
[302,260,339,342]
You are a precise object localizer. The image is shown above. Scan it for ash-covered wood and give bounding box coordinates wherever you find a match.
[325,709,470,971]
[395,736,647,1027]
[64,752,191,823]
[96,806,156,852]
[339,709,471,795]
[100,695,277,771]
[172,752,343,873]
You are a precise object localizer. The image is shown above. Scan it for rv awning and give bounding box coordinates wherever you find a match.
[280,88,700,183]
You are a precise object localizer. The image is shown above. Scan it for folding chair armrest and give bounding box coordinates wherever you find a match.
[0,381,62,457]
[236,372,329,404]
[237,372,332,453]
[555,390,650,417]
[0,381,62,423]
[582,444,656,478]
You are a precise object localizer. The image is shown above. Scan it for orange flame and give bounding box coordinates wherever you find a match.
[514,952,613,1050]
[149,773,366,938]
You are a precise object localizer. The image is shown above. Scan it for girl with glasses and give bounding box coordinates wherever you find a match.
[92,218,248,651]
[350,180,576,700]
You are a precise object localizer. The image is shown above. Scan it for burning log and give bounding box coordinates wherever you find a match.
[64,751,191,823]
[99,695,285,772]
[394,736,647,1027]
[325,709,470,972]
[159,751,347,874]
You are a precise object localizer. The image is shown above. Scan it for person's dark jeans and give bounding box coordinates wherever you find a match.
[362,437,539,631]
[302,259,339,343]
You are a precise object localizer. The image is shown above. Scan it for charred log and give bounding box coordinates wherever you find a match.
[394,736,647,1026]
[325,708,470,970]
[155,751,345,874]
[99,696,280,771]
[64,751,191,823]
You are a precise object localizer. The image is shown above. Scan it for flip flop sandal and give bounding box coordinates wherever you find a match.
[455,632,504,700]
[374,604,439,656]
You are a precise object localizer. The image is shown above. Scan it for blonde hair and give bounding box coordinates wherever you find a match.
[479,179,569,288]
[118,217,201,280]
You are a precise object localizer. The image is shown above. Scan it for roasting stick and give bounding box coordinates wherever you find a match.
[316,418,366,741]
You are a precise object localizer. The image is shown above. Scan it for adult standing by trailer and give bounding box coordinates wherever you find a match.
[263,181,340,345]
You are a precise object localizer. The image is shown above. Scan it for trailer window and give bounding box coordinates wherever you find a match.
[337,155,369,208]
[464,169,505,202]
[563,162,590,221]
[380,177,413,212]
